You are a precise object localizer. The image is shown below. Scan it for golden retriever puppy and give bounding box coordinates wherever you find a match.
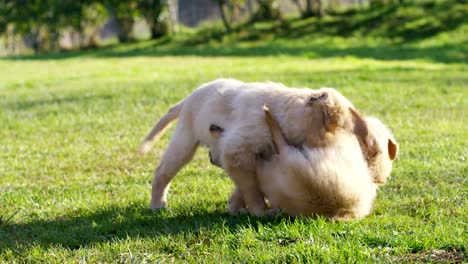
[213,116,398,215]
[139,79,368,216]
[256,106,377,220]
[209,107,398,216]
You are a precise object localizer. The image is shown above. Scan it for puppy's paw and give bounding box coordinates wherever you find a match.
[265,207,282,217]
[330,209,358,221]
[150,207,171,215]
[228,192,246,214]
[228,206,248,215]
[250,207,282,217]
[150,201,168,212]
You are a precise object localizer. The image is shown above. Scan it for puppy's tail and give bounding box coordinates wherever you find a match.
[263,105,287,154]
[138,99,184,154]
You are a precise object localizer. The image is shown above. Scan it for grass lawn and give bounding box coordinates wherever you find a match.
[1,10,467,262]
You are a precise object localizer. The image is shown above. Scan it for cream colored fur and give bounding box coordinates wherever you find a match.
[362,117,399,185]
[207,109,398,219]
[226,116,398,217]
[256,106,377,220]
[139,78,368,216]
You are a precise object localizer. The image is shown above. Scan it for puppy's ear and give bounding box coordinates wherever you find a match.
[349,108,372,148]
[309,92,328,103]
[388,138,398,161]
[322,104,343,132]
[311,92,346,132]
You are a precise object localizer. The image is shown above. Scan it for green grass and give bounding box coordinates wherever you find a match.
[1,4,467,262]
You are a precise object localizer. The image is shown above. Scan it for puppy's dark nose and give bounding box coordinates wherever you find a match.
[309,93,328,103]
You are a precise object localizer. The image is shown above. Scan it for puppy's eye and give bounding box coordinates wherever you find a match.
[309,93,328,103]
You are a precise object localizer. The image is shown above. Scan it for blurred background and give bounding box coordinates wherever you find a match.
[1,0,466,55]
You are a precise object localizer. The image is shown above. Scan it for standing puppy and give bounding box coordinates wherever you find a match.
[139,79,368,216]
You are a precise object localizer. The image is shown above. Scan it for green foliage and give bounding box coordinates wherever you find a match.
[0,0,171,50]
[0,0,90,33]
[0,0,96,52]
[104,0,140,42]
[185,0,468,46]
[2,0,465,54]
[252,0,281,21]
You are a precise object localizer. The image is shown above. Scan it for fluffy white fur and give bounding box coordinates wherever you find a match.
[224,116,398,219]
[256,106,377,220]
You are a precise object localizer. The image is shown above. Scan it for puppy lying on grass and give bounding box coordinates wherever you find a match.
[257,105,375,220]
[211,111,398,219]
[139,79,369,216]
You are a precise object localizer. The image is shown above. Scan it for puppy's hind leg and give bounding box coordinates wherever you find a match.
[263,105,287,154]
[150,122,199,211]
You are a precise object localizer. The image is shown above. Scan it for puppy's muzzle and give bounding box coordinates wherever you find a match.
[209,151,222,167]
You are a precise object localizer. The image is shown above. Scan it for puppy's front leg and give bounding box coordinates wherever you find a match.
[224,164,272,216]
[220,126,278,216]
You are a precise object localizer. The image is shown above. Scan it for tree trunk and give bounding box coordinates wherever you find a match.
[303,0,314,17]
[169,0,178,33]
[306,0,313,13]
[291,0,304,15]
[112,5,135,43]
[217,1,231,32]
[143,1,177,40]
[317,0,323,17]
[151,18,170,39]
[30,28,41,54]
[255,0,281,21]
[246,0,254,17]
[230,2,241,23]
[117,18,134,43]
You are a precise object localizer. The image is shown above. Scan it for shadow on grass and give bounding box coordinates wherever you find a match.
[287,1,467,41]
[182,1,467,46]
[0,204,288,252]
